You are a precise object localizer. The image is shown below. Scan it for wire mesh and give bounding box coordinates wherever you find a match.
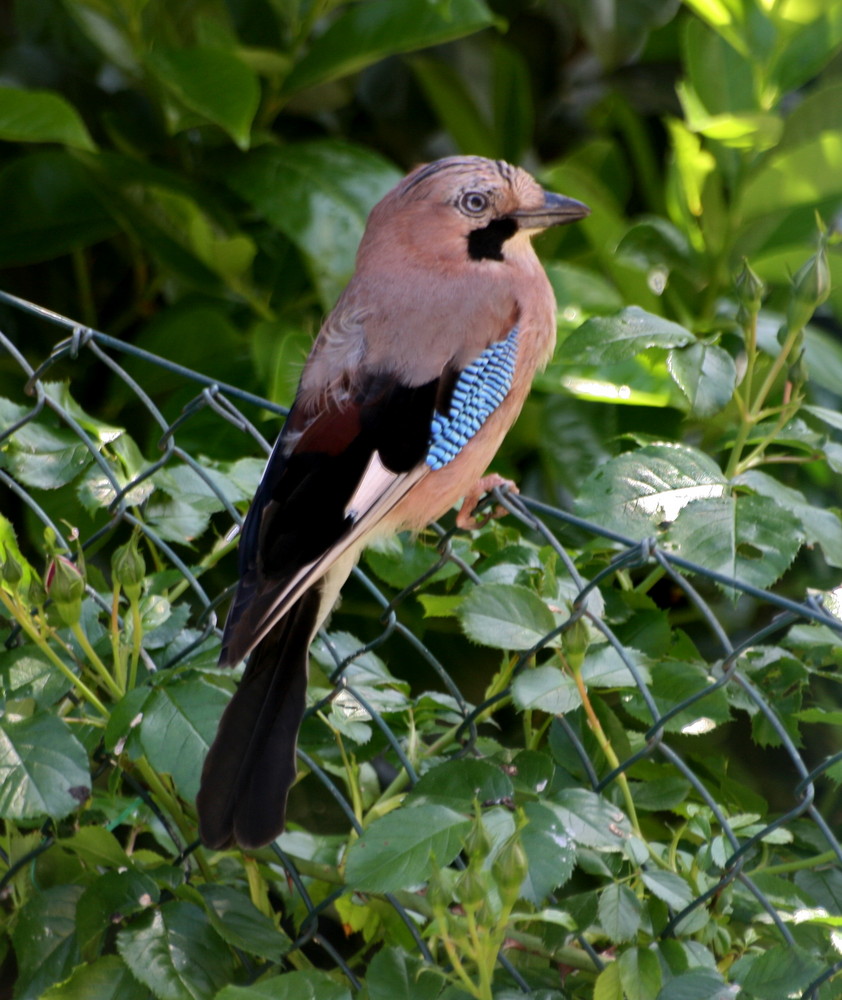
[1,289,841,998]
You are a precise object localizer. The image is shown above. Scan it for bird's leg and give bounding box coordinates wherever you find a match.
[456,473,519,530]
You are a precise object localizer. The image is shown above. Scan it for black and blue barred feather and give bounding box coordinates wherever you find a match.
[426,326,519,470]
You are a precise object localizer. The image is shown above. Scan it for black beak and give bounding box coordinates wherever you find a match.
[512,190,590,231]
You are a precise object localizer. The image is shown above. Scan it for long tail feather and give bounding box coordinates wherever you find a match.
[197,585,322,850]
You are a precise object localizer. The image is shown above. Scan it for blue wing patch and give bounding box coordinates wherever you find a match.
[426,326,519,471]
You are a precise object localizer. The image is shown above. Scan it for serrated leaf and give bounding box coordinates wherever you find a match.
[12,885,83,998]
[546,789,631,851]
[0,713,90,820]
[0,86,94,149]
[520,801,577,902]
[117,901,233,1000]
[457,582,557,650]
[76,869,159,961]
[641,871,694,910]
[409,758,513,805]
[655,969,731,1000]
[735,469,842,567]
[577,443,726,539]
[345,804,471,892]
[668,341,737,417]
[594,962,623,1000]
[511,665,581,714]
[197,884,290,961]
[214,969,352,999]
[40,954,150,999]
[139,675,230,799]
[617,946,663,1000]
[560,307,694,365]
[580,644,652,689]
[666,494,804,590]
[365,947,447,1000]
[734,946,825,999]
[598,883,641,942]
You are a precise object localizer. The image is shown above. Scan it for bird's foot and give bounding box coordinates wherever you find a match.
[456,474,519,530]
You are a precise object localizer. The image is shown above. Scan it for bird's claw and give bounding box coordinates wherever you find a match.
[456,474,519,530]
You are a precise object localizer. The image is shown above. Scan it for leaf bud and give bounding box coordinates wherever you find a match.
[735,258,764,314]
[455,866,488,909]
[112,538,145,601]
[562,615,590,671]
[464,816,492,863]
[787,243,830,332]
[492,836,528,908]
[1,551,23,587]
[45,556,85,626]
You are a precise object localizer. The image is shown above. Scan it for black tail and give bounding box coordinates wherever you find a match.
[197,586,322,849]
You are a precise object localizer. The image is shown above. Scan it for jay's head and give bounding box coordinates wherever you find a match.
[361,156,589,268]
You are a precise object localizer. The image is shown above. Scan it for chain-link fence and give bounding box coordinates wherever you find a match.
[1,290,841,998]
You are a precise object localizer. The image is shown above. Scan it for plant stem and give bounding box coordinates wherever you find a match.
[71,622,123,699]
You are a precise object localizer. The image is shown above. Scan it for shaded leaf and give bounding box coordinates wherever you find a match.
[117,901,233,1000]
[0,86,94,149]
[197,884,290,961]
[409,758,513,805]
[12,885,83,998]
[284,0,496,93]
[667,341,737,417]
[139,675,230,799]
[225,141,401,308]
[0,713,90,820]
[40,955,150,1000]
[215,970,352,1000]
[148,47,259,150]
[345,804,471,892]
[520,801,577,902]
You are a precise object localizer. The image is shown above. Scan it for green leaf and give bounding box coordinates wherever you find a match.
[409,758,513,805]
[569,0,680,69]
[560,308,694,365]
[598,883,641,942]
[580,644,652,689]
[577,443,726,539]
[225,140,401,309]
[139,675,230,799]
[457,582,557,650]
[197,884,290,961]
[283,0,497,93]
[655,969,731,1000]
[594,962,623,1000]
[117,901,233,1000]
[345,804,471,892]
[735,468,842,568]
[410,56,496,157]
[147,47,259,150]
[40,955,150,1000]
[76,870,160,961]
[546,789,631,851]
[0,712,90,820]
[214,970,352,1000]
[667,342,737,417]
[732,946,826,1000]
[59,826,132,869]
[617,946,663,1000]
[623,659,730,734]
[12,885,83,998]
[512,665,581,715]
[365,947,447,1000]
[520,801,577,902]
[0,646,71,708]
[0,86,94,149]
[665,494,804,591]
[0,151,115,265]
[641,871,694,910]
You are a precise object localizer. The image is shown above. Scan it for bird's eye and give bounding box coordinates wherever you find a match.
[459,191,489,215]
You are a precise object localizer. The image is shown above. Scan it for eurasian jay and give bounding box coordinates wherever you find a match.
[197,156,589,849]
